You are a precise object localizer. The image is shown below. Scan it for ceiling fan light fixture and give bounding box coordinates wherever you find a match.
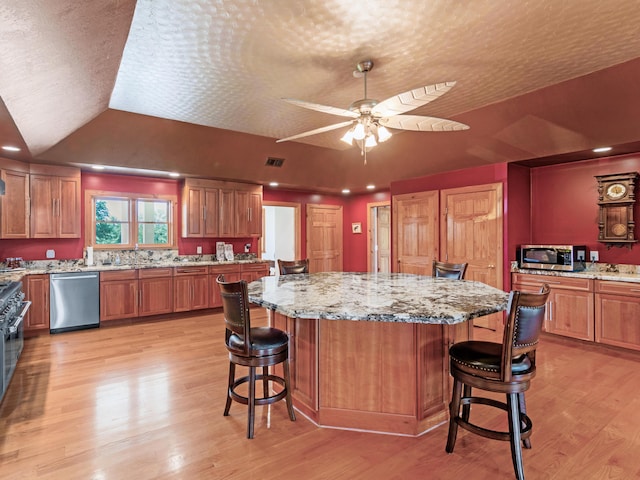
[377,125,392,142]
[353,123,366,140]
[365,134,377,148]
[341,128,355,145]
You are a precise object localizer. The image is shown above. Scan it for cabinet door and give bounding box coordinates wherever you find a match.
[595,293,640,351]
[25,275,50,332]
[139,276,174,316]
[183,185,205,237]
[57,175,81,237]
[203,188,220,237]
[30,174,56,237]
[192,274,209,310]
[234,189,263,237]
[547,289,594,341]
[100,279,139,321]
[209,266,241,308]
[219,188,235,237]
[247,190,262,236]
[1,168,30,238]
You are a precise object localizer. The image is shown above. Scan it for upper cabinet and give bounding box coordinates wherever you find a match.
[0,158,30,239]
[182,178,262,238]
[30,164,81,238]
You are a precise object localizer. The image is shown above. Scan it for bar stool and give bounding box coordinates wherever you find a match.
[217,275,296,438]
[432,260,468,279]
[445,285,550,480]
[277,258,309,275]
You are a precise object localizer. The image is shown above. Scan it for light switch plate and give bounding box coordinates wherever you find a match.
[590,251,599,262]
[196,245,202,254]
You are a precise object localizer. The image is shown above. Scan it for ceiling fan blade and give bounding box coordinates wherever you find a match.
[283,98,359,118]
[380,115,469,132]
[276,120,355,143]
[372,82,458,117]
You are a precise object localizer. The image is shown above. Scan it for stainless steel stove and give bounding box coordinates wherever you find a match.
[0,280,30,404]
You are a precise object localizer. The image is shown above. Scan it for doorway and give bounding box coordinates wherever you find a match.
[262,202,301,275]
[368,202,391,273]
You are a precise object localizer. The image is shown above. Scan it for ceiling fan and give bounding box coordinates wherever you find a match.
[276,60,470,163]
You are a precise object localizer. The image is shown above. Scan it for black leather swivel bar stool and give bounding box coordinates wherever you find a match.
[445,285,550,480]
[432,260,468,279]
[217,275,296,438]
[277,258,309,275]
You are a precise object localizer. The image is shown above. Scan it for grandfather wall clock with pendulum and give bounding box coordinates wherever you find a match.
[595,172,639,248]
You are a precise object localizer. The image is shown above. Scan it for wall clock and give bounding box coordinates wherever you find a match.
[595,172,639,248]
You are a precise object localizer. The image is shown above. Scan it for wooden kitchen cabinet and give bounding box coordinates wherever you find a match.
[595,280,640,351]
[24,274,50,333]
[240,262,270,283]
[100,270,139,321]
[511,273,594,341]
[0,159,30,239]
[29,164,81,238]
[209,264,241,308]
[181,178,220,237]
[182,178,262,238]
[219,183,263,238]
[174,266,209,312]
[138,268,174,317]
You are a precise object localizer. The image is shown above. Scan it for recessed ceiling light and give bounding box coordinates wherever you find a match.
[366,184,375,190]
[92,165,106,170]
[269,182,279,187]
[168,172,180,177]
[2,145,21,152]
[342,189,350,194]
[593,147,612,153]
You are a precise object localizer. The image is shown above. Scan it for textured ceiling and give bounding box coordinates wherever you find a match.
[1,0,640,192]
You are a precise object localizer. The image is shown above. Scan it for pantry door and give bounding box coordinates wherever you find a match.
[306,204,343,272]
[392,190,439,275]
[440,183,503,330]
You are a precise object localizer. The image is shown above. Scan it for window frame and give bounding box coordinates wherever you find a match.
[85,189,178,249]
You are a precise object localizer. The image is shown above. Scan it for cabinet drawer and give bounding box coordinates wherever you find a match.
[174,266,209,276]
[100,269,137,281]
[209,264,240,274]
[241,262,269,272]
[138,267,173,278]
[595,280,640,296]
[512,273,592,291]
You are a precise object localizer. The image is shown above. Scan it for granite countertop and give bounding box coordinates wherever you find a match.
[0,258,269,283]
[247,272,509,325]
[511,267,640,284]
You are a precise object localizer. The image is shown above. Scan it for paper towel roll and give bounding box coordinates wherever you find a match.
[86,246,94,266]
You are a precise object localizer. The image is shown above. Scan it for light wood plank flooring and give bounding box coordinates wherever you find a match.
[1,310,640,479]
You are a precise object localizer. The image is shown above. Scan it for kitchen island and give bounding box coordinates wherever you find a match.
[248,272,509,436]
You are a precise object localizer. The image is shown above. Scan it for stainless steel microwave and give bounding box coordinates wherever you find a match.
[519,245,587,271]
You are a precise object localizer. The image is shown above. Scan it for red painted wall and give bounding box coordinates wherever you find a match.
[531,152,640,264]
[263,188,391,272]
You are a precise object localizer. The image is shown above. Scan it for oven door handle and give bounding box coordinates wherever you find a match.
[9,301,31,334]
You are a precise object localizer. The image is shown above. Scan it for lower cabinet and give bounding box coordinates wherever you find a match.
[512,273,594,341]
[138,268,174,317]
[209,264,241,308]
[100,270,139,321]
[174,266,209,312]
[595,280,640,351]
[24,274,50,333]
[241,262,270,283]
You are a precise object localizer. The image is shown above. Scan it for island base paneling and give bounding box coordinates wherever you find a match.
[269,310,465,436]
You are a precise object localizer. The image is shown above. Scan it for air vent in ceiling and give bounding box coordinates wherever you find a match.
[265,157,285,167]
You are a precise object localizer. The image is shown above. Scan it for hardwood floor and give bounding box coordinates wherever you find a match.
[2,311,640,479]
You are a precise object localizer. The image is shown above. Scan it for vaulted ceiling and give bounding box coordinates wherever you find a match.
[2,1,640,193]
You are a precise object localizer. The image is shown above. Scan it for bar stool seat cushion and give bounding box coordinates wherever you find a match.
[450,341,533,380]
[227,327,289,356]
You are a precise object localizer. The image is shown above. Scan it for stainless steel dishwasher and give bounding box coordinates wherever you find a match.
[50,271,100,333]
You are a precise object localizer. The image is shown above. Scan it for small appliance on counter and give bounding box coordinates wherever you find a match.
[519,245,587,272]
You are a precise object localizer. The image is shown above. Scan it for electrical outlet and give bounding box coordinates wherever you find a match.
[196,245,202,254]
[590,251,599,262]
[576,250,585,261]
[46,249,55,259]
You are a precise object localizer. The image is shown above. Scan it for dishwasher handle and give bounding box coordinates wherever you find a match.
[52,273,99,281]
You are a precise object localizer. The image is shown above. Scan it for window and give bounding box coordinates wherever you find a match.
[86,190,177,249]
